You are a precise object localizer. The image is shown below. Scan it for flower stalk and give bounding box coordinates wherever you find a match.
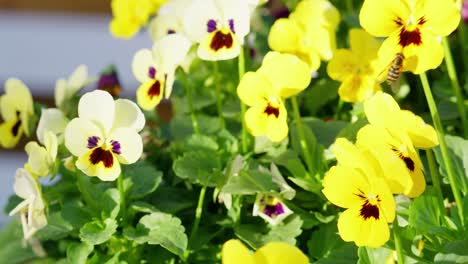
[393,220,405,264]
[238,47,248,154]
[419,72,464,224]
[117,173,127,223]
[184,74,200,135]
[214,62,225,129]
[425,149,446,217]
[291,96,315,177]
[442,37,467,138]
[189,186,207,244]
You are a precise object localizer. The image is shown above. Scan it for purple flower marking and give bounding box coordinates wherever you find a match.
[463,0,468,24]
[87,136,100,149]
[228,19,235,33]
[167,29,176,34]
[207,19,217,33]
[148,67,156,79]
[263,203,285,217]
[111,140,121,155]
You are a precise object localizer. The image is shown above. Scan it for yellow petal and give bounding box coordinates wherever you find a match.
[338,205,391,248]
[245,106,268,137]
[414,0,460,36]
[268,18,302,54]
[327,49,358,81]
[402,30,444,74]
[110,18,140,39]
[76,149,121,181]
[265,104,289,142]
[359,0,410,37]
[222,239,254,264]
[0,119,23,149]
[398,110,438,148]
[258,52,311,98]
[237,72,272,107]
[136,80,165,111]
[253,242,309,264]
[349,28,381,61]
[198,29,240,61]
[364,91,400,128]
[338,74,381,103]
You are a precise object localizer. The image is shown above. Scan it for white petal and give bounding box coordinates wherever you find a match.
[149,14,182,42]
[25,141,50,177]
[113,99,145,132]
[132,49,157,83]
[13,168,40,200]
[68,64,88,96]
[54,79,67,107]
[109,128,143,164]
[4,78,33,115]
[36,108,68,144]
[154,34,192,72]
[64,118,104,157]
[164,72,176,98]
[78,90,115,134]
[44,131,58,162]
[215,0,250,39]
[182,0,221,42]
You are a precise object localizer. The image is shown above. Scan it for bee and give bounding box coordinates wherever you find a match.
[386,52,405,85]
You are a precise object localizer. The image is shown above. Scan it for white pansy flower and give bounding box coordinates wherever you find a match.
[36,108,68,145]
[132,33,191,110]
[252,194,293,225]
[182,0,250,61]
[64,90,145,181]
[25,131,58,177]
[9,168,47,240]
[54,64,91,108]
[149,0,190,41]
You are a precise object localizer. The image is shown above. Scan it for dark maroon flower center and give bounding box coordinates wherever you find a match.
[148,80,161,99]
[89,147,114,168]
[11,111,21,137]
[210,31,234,51]
[395,16,426,48]
[264,104,280,118]
[360,200,380,220]
[264,203,285,217]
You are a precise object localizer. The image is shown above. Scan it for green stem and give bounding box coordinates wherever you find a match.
[442,37,467,138]
[238,48,248,154]
[76,173,95,208]
[425,149,446,218]
[419,72,464,225]
[334,99,344,120]
[458,18,468,89]
[346,0,353,13]
[189,186,207,244]
[185,75,200,135]
[393,220,405,264]
[117,173,126,223]
[291,96,315,177]
[214,62,225,129]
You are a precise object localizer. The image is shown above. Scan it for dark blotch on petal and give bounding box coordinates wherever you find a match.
[399,27,422,47]
[148,80,161,99]
[210,30,234,51]
[418,16,427,25]
[393,17,403,26]
[111,140,121,155]
[403,157,415,171]
[89,147,114,168]
[87,136,100,149]
[360,201,380,220]
[167,29,176,34]
[11,119,21,137]
[228,19,235,33]
[207,19,217,33]
[264,104,280,118]
[148,67,156,79]
[264,203,285,217]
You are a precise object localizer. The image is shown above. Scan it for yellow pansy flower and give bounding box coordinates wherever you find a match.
[364,91,438,149]
[359,0,460,74]
[323,138,396,247]
[9,168,47,240]
[182,0,250,61]
[25,131,58,178]
[64,90,145,181]
[268,0,340,71]
[0,78,34,148]
[222,239,308,264]
[110,0,169,39]
[237,52,311,142]
[327,29,382,103]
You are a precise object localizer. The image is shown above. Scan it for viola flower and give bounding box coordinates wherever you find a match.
[0,78,34,148]
[64,90,145,181]
[110,0,169,39]
[253,194,293,225]
[364,92,438,149]
[322,138,396,247]
[222,239,309,264]
[237,52,311,142]
[54,64,90,110]
[97,65,122,97]
[9,168,47,240]
[463,1,468,23]
[268,0,340,71]
[359,0,460,74]
[356,124,426,197]
[132,33,191,110]
[327,29,382,103]
[36,108,68,145]
[25,131,58,178]
[182,0,250,61]
[149,0,190,41]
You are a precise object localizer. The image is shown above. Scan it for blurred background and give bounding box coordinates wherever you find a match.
[0,0,152,227]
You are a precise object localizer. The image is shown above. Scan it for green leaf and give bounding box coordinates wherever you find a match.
[308,222,345,260]
[290,119,325,175]
[314,243,358,264]
[36,210,73,240]
[61,200,92,231]
[337,118,368,143]
[0,221,36,264]
[434,240,468,263]
[358,247,394,264]
[173,150,223,187]
[302,79,339,116]
[301,117,348,147]
[124,212,188,256]
[101,188,120,220]
[66,242,94,264]
[185,134,219,152]
[221,169,278,195]
[124,162,163,199]
[79,218,118,245]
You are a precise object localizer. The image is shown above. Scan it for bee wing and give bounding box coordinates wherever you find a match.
[390,77,401,94]
[375,59,393,84]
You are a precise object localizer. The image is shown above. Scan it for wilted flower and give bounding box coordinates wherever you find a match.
[9,168,47,240]
[237,52,311,142]
[360,0,460,74]
[132,33,191,110]
[268,0,340,71]
[252,194,293,225]
[222,239,309,264]
[322,138,395,247]
[327,29,382,103]
[64,90,145,181]
[55,64,90,110]
[182,0,251,61]
[0,78,34,148]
